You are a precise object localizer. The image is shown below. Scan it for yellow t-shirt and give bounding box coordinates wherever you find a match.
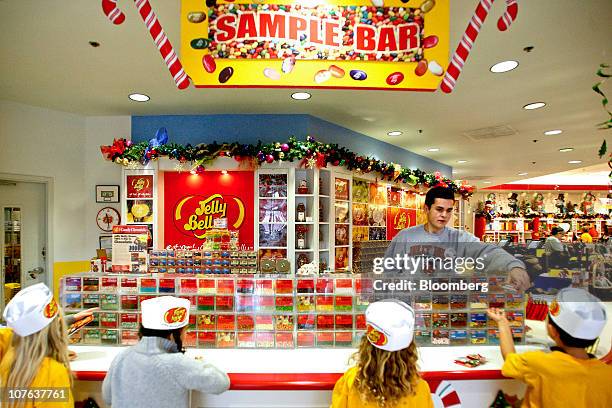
[330,366,433,408]
[0,328,74,408]
[580,233,593,243]
[502,350,612,408]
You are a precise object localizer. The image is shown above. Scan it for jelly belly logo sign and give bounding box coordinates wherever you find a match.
[164,171,254,248]
[127,175,153,199]
[181,0,449,90]
[174,194,245,238]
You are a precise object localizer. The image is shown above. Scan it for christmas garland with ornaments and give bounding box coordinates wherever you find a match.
[100,129,474,198]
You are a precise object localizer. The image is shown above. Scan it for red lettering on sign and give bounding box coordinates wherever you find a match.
[355,25,376,51]
[236,12,258,39]
[215,14,237,42]
[309,18,323,44]
[324,20,341,47]
[259,12,285,38]
[377,26,397,52]
[288,16,307,41]
[398,23,420,51]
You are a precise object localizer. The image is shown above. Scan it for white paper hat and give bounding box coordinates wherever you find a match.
[365,299,415,352]
[3,283,59,337]
[141,296,190,330]
[549,288,607,340]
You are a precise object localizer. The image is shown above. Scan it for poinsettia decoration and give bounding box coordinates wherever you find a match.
[101,133,475,198]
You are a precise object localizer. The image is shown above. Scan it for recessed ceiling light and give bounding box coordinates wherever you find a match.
[387,131,402,136]
[128,93,150,102]
[523,102,546,110]
[427,148,440,152]
[291,92,311,100]
[568,160,582,164]
[559,147,574,153]
[518,172,528,176]
[544,129,563,136]
[483,181,492,184]
[490,60,519,73]
[457,160,468,164]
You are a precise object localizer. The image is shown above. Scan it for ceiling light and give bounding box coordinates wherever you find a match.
[128,93,150,102]
[568,160,582,164]
[518,172,528,176]
[559,147,574,153]
[490,60,519,73]
[483,181,492,184]
[457,160,468,164]
[523,102,546,110]
[544,129,563,136]
[427,148,440,152]
[291,92,311,100]
[387,131,402,136]
[221,170,228,175]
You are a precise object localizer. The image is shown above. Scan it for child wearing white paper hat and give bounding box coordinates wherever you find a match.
[102,296,229,408]
[331,299,433,408]
[0,283,74,408]
[488,288,612,408]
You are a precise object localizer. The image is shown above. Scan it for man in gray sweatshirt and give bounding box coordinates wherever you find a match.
[381,186,530,291]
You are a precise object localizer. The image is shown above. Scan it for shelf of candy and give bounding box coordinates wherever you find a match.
[149,248,257,275]
[61,273,522,348]
[352,241,391,273]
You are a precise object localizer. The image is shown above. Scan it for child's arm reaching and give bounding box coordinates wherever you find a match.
[487,308,516,360]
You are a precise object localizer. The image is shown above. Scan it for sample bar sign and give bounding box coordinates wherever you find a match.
[181,0,449,90]
[164,171,255,248]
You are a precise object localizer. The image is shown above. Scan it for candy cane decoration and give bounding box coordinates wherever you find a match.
[101,0,190,89]
[441,0,518,94]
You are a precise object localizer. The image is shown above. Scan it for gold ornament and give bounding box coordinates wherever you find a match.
[306,157,317,168]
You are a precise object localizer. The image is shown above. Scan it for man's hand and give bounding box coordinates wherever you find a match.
[73,307,99,322]
[487,308,516,359]
[507,267,531,292]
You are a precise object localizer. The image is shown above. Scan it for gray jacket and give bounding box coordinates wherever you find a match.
[383,224,525,274]
[102,337,230,408]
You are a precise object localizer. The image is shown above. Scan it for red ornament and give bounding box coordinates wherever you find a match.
[265,154,275,164]
[219,151,226,157]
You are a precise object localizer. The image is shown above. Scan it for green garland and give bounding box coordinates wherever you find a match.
[101,135,474,198]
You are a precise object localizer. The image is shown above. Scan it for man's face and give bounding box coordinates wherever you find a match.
[425,198,455,229]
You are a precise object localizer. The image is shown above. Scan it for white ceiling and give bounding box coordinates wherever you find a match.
[1,0,611,187]
[511,163,610,186]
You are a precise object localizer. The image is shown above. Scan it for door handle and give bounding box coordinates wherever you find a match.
[28,267,44,279]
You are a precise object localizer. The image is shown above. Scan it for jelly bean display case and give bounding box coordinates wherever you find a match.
[60,273,525,348]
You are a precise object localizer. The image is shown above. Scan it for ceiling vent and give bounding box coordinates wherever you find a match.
[463,125,517,141]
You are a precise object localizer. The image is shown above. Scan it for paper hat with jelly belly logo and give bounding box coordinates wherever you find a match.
[3,283,59,337]
[549,288,607,340]
[365,299,415,352]
[141,296,190,330]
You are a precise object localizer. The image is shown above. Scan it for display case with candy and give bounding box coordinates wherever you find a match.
[149,248,257,274]
[60,271,525,348]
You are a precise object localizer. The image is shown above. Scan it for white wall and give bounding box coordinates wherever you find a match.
[0,100,129,262]
[84,117,128,255]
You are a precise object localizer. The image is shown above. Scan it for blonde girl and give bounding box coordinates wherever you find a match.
[1,283,74,408]
[331,300,432,408]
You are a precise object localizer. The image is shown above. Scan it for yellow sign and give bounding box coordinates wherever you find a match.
[181,0,449,90]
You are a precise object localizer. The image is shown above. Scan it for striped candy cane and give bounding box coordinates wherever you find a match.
[441,0,518,94]
[101,0,190,89]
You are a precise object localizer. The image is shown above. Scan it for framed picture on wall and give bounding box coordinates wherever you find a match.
[96,185,120,203]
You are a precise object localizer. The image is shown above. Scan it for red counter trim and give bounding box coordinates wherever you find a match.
[74,370,508,388]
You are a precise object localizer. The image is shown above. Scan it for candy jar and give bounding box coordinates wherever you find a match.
[296,230,306,249]
[296,202,306,222]
[298,179,309,194]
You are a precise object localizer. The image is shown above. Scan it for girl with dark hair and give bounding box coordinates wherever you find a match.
[102,296,229,408]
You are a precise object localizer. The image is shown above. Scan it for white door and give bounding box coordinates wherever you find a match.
[0,180,47,310]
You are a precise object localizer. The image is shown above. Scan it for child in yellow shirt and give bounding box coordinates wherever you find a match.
[331,299,433,408]
[488,288,612,408]
[0,283,74,408]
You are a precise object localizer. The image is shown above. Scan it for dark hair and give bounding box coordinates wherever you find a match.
[551,227,564,236]
[138,324,185,353]
[424,187,455,208]
[548,315,597,348]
